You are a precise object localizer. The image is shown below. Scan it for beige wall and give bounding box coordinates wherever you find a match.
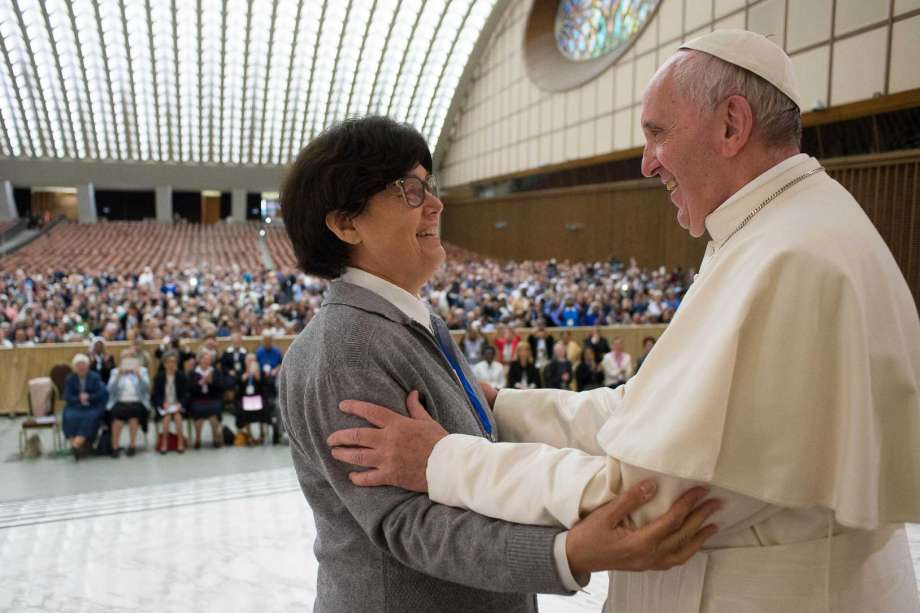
[440,0,920,187]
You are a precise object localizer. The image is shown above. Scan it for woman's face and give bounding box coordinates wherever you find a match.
[346,164,445,294]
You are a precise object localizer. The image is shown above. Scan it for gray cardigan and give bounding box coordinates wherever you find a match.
[278,280,570,612]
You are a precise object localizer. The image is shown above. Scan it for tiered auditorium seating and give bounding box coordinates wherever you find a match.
[0,221,266,273]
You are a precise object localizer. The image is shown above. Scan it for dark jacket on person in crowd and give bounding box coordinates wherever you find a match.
[543,358,573,390]
[150,370,190,413]
[507,360,542,389]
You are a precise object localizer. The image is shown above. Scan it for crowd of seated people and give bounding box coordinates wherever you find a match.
[55,332,285,460]
[1,225,692,347]
[463,325,658,392]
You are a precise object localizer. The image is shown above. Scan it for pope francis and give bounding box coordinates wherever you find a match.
[327,30,920,613]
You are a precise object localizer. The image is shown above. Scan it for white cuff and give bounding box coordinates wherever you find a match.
[553,531,587,591]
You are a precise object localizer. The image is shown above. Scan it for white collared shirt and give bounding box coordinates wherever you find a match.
[341,267,433,333]
[704,153,809,242]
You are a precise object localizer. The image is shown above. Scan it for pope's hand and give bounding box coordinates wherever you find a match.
[565,481,719,580]
[327,390,446,492]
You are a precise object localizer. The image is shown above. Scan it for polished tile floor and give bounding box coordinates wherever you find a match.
[0,418,917,612]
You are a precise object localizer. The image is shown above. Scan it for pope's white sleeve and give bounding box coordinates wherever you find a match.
[493,385,623,454]
[426,433,621,528]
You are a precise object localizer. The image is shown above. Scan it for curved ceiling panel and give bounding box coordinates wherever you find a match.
[0,0,497,164]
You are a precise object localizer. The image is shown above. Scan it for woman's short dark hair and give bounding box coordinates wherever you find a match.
[281,116,433,279]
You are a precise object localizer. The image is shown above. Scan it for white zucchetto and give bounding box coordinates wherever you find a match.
[680,29,802,109]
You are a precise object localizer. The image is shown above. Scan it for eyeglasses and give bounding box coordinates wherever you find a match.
[392,175,439,208]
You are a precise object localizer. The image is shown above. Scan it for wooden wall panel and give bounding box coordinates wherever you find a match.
[444,151,920,306]
[825,151,920,307]
[442,179,707,270]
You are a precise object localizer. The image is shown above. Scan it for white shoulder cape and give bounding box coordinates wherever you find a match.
[597,157,920,530]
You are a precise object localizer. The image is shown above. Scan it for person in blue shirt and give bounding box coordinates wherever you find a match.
[255,333,283,378]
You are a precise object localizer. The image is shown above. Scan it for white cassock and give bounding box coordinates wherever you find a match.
[426,154,920,613]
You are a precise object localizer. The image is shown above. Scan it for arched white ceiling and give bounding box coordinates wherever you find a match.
[0,0,497,165]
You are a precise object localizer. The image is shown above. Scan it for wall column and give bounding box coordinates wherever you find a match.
[77,183,97,223]
[231,188,247,222]
[155,185,172,222]
[0,180,17,222]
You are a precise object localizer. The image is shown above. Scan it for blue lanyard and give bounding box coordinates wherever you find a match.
[431,318,493,437]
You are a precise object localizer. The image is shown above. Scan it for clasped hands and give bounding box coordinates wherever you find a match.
[327,387,720,576]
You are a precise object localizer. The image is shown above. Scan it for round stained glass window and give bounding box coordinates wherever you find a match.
[555,0,661,62]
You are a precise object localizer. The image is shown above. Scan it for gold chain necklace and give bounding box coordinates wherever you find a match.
[718,166,826,249]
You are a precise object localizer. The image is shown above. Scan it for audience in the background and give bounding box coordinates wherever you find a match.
[472,346,505,391]
[255,333,283,378]
[459,322,488,365]
[188,350,224,449]
[220,331,248,379]
[106,348,151,458]
[235,354,272,445]
[62,353,108,461]
[527,319,555,370]
[89,338,116,384]
[635,336,657,373]
[151,351,188,454]
[574,346,604,391]
[542,342,573,390]
[583,325,611,360]
[493,323,521,365]
[601,336,632,388]
[1,245,691,347]
[507,343,540,390]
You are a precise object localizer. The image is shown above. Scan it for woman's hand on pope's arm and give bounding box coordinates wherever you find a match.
[327,390,446,492]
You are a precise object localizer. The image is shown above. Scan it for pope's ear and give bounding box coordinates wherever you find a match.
[720,94,754,157]
[325,210,362,245]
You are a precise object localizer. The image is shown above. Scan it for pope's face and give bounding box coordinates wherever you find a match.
[640,63,726,238]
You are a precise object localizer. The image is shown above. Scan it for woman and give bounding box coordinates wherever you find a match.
[106,348,151,457]
[235,353,271,444]
[151,351,188,454]
[635,335,657,372]
[600,336,632,388]
[507,342,540,389]
[62,353,108,460]
[493,323,520,365]
[277,116,705,612]
[574,346,604,391]
[188,349,223,449]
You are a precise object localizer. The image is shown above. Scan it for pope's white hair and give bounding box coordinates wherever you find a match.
[667,50,802,149]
